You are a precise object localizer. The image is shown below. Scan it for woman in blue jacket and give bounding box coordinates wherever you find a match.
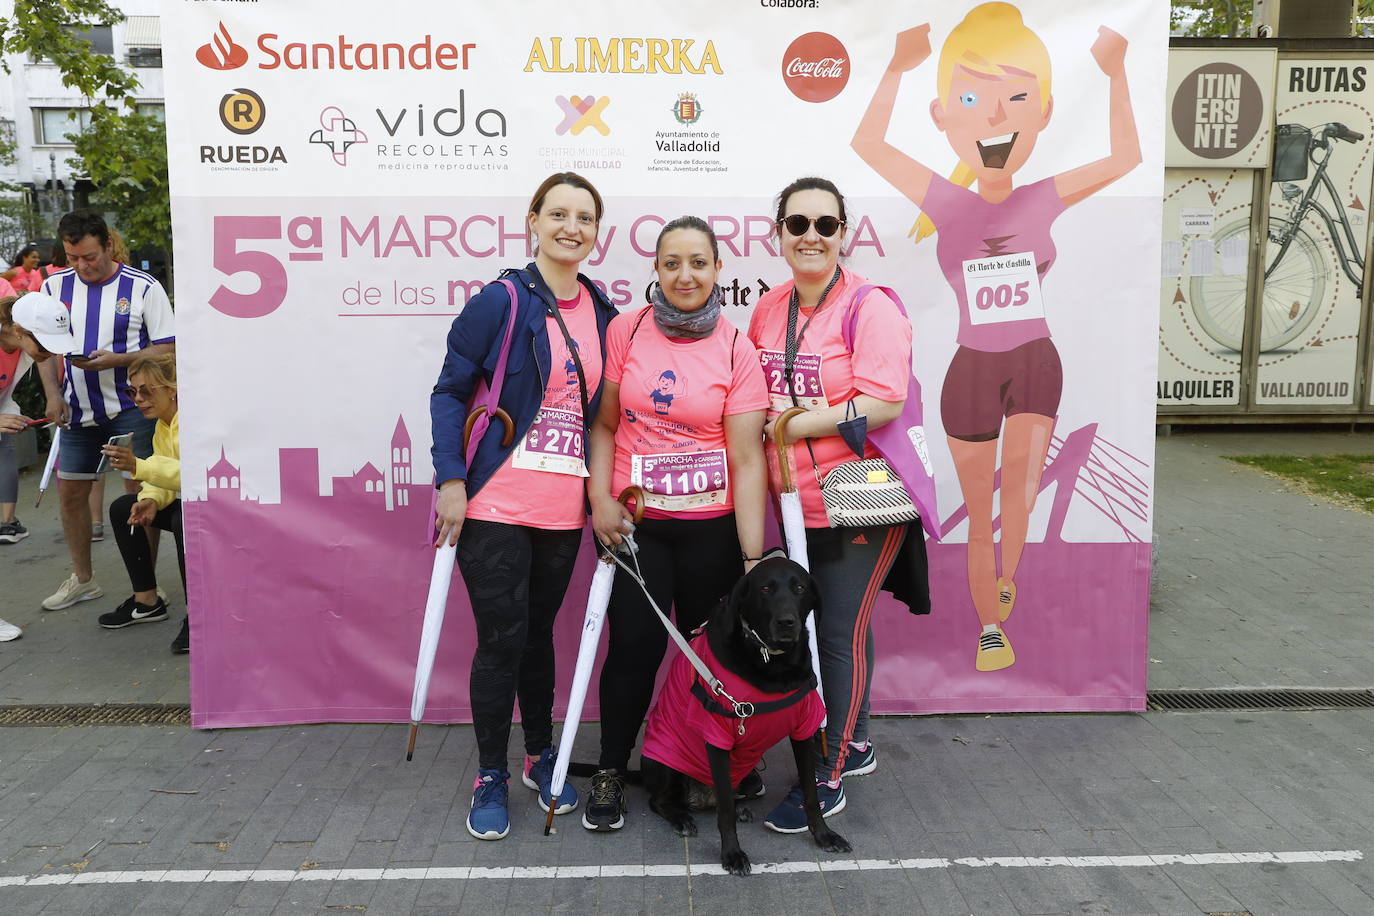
[430,172,618,841]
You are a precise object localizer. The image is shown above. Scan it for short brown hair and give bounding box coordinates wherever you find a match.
[528,172,604,223]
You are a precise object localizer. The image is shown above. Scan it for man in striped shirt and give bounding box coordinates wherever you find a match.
[37,210,175,613]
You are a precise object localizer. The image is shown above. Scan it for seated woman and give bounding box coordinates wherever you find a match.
[97,351,188,653]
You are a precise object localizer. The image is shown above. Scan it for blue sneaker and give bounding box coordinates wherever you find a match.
[466,769,510,840]
[840,741,877,777]
[522,747,578,814]
[763,780,846,834]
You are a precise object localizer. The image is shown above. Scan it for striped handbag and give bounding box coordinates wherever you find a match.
[819,458,920,528]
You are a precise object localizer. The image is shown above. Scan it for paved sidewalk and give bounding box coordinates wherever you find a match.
[0,429,1372,915]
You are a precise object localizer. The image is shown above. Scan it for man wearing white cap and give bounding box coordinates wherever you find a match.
[0,291,78,640]
[36,210,175,613]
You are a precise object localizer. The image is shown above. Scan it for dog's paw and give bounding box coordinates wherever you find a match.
[735,806,754,824]
[813,827,852,853]
[670,815,698,837]
[721,848,752,877]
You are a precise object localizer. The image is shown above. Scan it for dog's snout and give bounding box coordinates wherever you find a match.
[772,615,800,640]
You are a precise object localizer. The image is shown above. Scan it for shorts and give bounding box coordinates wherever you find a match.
[941,338,1062,442]
[58,409,157,480]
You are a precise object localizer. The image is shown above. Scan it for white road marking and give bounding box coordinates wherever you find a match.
[0,849,1361,888]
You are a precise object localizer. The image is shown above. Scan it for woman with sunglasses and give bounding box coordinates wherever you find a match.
[431,172,618,841]
[97,351,188,653]
[580,216,768,832]
[747,176,914,833]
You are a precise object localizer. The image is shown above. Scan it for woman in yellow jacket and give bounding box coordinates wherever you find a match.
[97,351,188,653]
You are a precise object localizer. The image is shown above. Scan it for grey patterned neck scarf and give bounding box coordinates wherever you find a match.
[650,282,724,339]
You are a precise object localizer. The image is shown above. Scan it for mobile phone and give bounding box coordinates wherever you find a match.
[96,433,135,474]
[66,353,94,362]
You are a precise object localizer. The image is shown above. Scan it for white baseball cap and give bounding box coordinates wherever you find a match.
[11,293,75,354]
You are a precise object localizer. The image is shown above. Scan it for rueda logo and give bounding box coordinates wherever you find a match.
[219,88,265,134]
[197,22,249,71]
[781,31,848,103]
[555,95,610,136]
[309,107,368,166]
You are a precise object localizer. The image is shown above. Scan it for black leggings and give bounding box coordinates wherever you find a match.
[456,518,583,772]
[598,513,743,771]
[110,493,186,595]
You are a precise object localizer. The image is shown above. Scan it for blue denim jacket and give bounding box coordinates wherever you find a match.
[429,263,618,497]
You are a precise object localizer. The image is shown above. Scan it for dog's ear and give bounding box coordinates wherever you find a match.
[803,571,821,615]
[725,572,751,619]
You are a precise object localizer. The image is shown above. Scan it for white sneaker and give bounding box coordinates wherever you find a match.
[0,619,20,641]
[42,574,104,611]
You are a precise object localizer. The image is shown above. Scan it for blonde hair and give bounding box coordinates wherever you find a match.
[913,2,1052,243]
[129,350,177,390]
[110,229,130,264]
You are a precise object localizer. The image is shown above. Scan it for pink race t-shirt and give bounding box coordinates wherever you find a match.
[465,288,603,529]
[603,308,767,518]
[920,173,1064,352]
[640,632,826,788]
[8,267,42,293]
[747,268,913,527]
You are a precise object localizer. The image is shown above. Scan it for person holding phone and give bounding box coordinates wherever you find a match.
[35,210,175,613]
[98,351,187,651]
[430,172,618,840]
[0,293,78,640]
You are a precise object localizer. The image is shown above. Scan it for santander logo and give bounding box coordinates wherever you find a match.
[197,22,249,70]
[781,31,849,103]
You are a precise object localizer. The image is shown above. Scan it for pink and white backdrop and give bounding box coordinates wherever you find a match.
[162,0,1167,728]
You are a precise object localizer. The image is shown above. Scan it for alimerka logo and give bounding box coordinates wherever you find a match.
[526,38,722,74]
[555,95,610,136]
[781,31,848,103]
[309,107,369,166]
[197,22,248,71]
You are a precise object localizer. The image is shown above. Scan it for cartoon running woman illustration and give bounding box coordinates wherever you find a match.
[645,369,688,415]
[852,2,1139,672]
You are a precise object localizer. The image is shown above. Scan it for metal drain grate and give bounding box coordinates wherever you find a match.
[0,704,190,727]
[1148,689,1374,712]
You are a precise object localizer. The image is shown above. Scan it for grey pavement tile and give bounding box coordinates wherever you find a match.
[947,864,1022,915]
[217,804,302,866]
[129,881,204,915]
[0,887,52,916]
[231,877,293,911]
[269,881,338,913]
[413,877,471,910]
[365,877,425,914]
[357,787,418,843]
[323,877,378,909]
[270,790,343,846]
[292,802,370,867]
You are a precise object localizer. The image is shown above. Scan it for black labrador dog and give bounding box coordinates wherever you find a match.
[640,556,852,876]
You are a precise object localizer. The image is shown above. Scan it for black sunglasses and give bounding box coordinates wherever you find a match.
[778,214,845,238]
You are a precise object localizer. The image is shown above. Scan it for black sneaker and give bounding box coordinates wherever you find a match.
[581,769,626,832]
[98,596,169,629]
[171,617,190,654]
[0,519,28,544]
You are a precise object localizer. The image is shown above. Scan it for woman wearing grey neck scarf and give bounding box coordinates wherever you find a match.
[579,215,769,834]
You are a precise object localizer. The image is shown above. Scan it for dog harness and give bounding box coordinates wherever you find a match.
[642,633,826,788]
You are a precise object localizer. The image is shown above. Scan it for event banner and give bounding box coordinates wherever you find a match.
[163,0,1166,727]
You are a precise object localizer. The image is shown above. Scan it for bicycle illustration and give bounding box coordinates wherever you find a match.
[1190,121,1366,352]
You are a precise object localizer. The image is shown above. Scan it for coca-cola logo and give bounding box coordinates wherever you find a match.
[781,31,848,103]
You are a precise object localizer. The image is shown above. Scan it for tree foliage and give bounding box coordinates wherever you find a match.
[1172,0,1374,37]
[0,1,170,264]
